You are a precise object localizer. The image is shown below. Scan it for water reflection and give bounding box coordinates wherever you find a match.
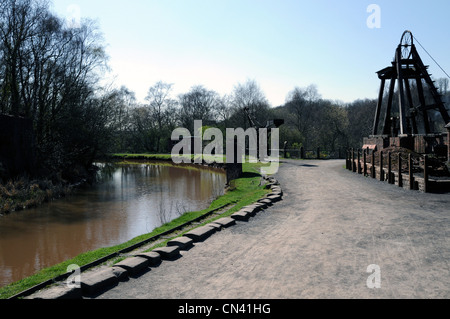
[0,162,226,288]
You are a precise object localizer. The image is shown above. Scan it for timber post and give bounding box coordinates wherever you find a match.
[388,152,392,184]
[446,123,450,168]
[351,148,355,172]
[371,151,376,178]
[398,153,403,188]
[379,151,384,181]
[423,155,429,193]
[409,154,414,190]
[363,149,367,176]
[357,149,362,174]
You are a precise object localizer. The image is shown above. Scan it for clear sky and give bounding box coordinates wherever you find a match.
[50,0,450,107]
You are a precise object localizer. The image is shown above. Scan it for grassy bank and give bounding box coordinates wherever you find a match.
[0,156,270,299]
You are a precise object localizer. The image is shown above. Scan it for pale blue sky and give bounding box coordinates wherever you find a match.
[50,0,450,106]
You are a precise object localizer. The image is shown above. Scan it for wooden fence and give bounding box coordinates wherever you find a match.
[345,148,450,193]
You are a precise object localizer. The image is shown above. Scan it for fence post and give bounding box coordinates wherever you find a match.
[351,148,355,172]
[409,154,414,190]
[388,151,392,184]
[346,149,350,170]
[371,151,376,178]
[424,155,428,193]
[363,149,367,176]
[398,153,403,188]
[357,149,361,174]
[379,150,384,181]
[301,147,305,159]
[345,151,348,170]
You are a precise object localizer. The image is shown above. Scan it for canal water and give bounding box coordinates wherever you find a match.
[0,162,226,288]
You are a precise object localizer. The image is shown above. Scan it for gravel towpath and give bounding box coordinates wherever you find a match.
[96,159,450,299]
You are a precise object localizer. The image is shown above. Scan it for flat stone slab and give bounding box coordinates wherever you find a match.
[184,225,216,242]
[27,286,82,300]
[253,201,267,207]
[134,252,161,266]
[271,186,283,194]
[207,222,222,231]
[254,202,267,209]
[245,203,265,212]
[240,206,258,215]
[115,256,150,276]
[266,194,282,202]
[111,266,129,281]
[81,268,119,296]
[211,217,236,228]
[167,236,194,250]
[231,210,250,221]
[258,198,273,206]
[153,246,181,260]
[270,191,283,197]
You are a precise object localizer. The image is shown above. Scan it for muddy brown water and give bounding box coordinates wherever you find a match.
[0,162,226,288]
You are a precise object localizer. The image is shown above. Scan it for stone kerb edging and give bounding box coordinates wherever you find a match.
[25,175,284,299]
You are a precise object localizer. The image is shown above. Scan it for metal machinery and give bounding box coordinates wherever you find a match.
[244,107,284,131]
[243,106,284,156]
[366,31,450,155]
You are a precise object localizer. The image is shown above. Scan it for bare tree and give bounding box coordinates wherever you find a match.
[178,85,220,132]
[230,79,269,129]
[285,84,321,148]
[345,99,377,148]
[145,81,175,152]
[0,0,116,181]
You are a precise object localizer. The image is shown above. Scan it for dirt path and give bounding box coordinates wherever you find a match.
[95,159,450,299]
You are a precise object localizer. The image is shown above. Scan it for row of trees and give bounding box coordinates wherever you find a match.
[113,80,379,156]
[116,78,450,156]
[114,80,276,154]
[1,0,449,182]
[0,0,123,181]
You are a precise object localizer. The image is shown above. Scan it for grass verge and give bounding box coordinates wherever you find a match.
[0,157,270,299]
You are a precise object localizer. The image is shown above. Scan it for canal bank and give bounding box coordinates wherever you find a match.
[0,156,271,299]
[21,174,281,299]
[96,159,449,299]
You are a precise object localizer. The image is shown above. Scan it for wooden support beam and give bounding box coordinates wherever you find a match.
[409,154,414,190]
[388,152,392,184]
[383,77,396,135]
[424,155,429,193]
[416,76,431,134]
[363,149,367,176]
[380,151,384,182]
[373,78,386,136]
[395,47,408,135]
[352,148,356,172]
[371,151,376,179]
[357,150,362,174]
